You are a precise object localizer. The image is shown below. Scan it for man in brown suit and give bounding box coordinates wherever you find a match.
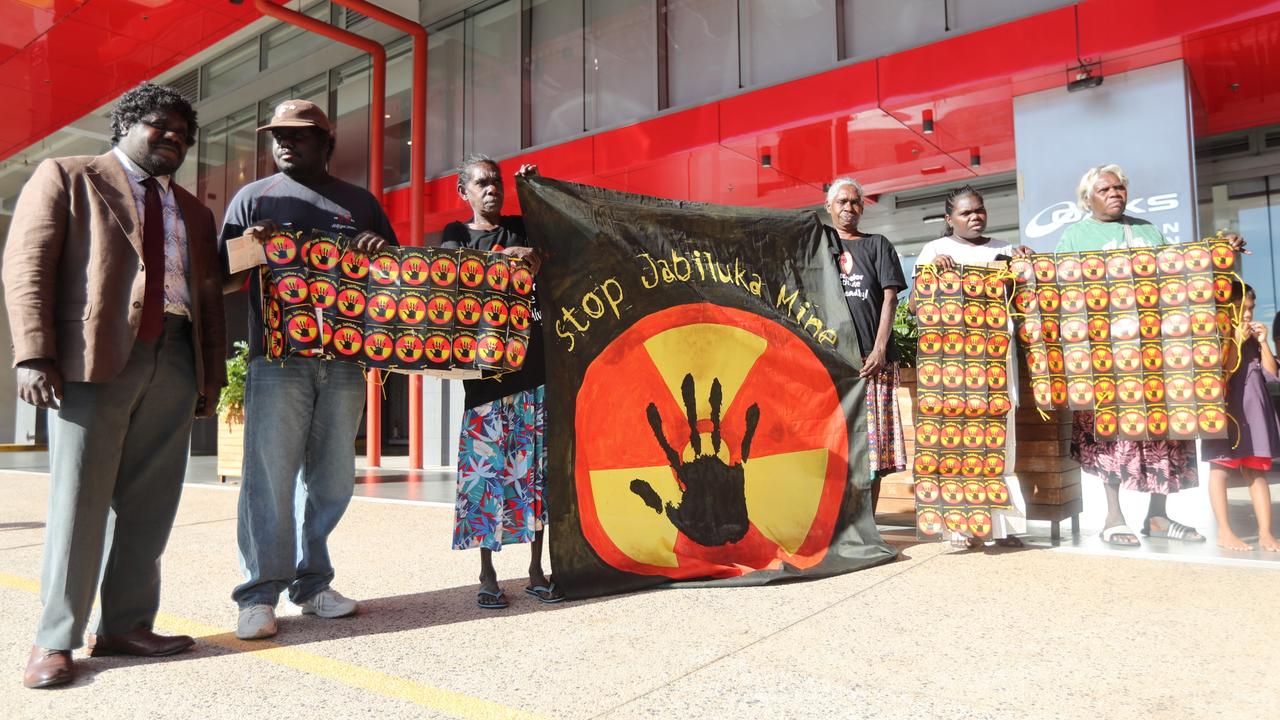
[2,82,226,689]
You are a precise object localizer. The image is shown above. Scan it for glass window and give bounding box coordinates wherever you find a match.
[428,21,465,177]
[384,40,415,188]
[530,0,585,146]
[1199,177,1279,326]
[224,106,257,205]
[947,0,1073,34]
[196,118,228,220]
[738,0,835,87]
[585,0,657,130]
[667,0,738,106]
[841,0,944,60]
[293,73,330,113]
[466,1,521,158]
[200,39,260,100]
[331,57,371,187]
[263,2,331,69]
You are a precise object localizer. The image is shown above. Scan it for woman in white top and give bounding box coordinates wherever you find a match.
[914,185,1030,548]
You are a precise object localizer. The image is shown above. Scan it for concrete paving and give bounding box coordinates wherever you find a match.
[3,469,1278,719]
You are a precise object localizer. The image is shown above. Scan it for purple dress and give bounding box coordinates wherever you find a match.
[1203,338,1280,463]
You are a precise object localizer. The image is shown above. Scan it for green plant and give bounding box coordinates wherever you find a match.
[218,341,250,423]
[892,299,919,367]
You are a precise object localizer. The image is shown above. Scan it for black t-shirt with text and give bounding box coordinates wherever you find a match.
[219,172,399,360]
[829,228,907,363]
[441,217,548,408]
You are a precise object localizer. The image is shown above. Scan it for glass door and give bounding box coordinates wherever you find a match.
[1198,175,1280,327]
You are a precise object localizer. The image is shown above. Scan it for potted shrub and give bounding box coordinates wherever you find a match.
[216,341,249,482]
[892,299,918,384]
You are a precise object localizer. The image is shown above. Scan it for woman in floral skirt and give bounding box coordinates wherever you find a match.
[444,154,563,608]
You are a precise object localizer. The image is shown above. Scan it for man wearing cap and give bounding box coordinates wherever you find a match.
[220,99,397,640]
[4,82,226,688]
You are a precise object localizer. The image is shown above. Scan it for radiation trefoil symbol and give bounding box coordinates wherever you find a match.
[576,303,848,580]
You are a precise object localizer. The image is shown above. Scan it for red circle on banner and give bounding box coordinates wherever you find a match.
[574,303,848,579]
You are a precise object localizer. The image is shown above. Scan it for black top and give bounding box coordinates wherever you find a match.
[441,216,547,408]
[220,172,399,359]
[829,227,907,362]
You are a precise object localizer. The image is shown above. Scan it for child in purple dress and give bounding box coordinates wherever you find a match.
[1203,284,1280,552]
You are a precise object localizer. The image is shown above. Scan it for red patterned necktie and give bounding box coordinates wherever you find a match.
[139,177,166,342]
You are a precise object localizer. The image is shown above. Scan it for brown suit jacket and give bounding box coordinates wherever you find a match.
[2,152,226,396]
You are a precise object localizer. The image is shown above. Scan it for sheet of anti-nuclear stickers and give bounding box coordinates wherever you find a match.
[260,231,534,377]
[910,264,1016,541]
[911,239,1243,541]
[1008,240,1238,441]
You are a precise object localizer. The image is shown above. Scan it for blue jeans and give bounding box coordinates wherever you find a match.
[233,356,365,608]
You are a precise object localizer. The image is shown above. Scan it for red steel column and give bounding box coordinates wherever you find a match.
[251,0,387,467]
[330,0,428,470]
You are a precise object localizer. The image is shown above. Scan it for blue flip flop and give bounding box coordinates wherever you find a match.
[523,583,565,604]
[476,589,508,609]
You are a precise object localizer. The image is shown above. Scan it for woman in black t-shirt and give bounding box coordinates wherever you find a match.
[442,154,563,608]
[826,178,908,513]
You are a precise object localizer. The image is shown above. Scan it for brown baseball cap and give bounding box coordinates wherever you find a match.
[257,99,333,135]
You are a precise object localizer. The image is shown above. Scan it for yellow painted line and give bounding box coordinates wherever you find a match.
[0,572,546,720]
[1,572,38,593]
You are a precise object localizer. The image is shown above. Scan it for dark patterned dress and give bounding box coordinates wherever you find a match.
[1202,338,1280,470]
[1071,412,1198,493]
[865,365,908,475]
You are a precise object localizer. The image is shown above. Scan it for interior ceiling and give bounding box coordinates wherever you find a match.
[0,0,262,162]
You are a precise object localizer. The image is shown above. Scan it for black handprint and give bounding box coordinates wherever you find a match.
[630,374,761,546]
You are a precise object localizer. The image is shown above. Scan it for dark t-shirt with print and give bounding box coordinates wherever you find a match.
[441,217,547,408]
[829,228,907,362]
[219,172,399,360]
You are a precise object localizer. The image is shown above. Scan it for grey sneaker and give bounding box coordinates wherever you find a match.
[299,588,358,618]
[236,604,277,640]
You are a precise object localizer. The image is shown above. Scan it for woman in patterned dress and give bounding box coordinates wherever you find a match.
[1057,164,1245,547]
[826,178,908,512]
[443,154,563,608]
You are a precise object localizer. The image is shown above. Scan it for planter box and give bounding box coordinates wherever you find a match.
[1013,373,1082,545]
[216,412,245,482]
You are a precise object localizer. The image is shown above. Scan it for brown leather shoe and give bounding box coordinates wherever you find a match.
[87,629,195,657]
[23,646,73,689]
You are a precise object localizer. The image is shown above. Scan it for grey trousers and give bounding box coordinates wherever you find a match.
[35,316,198,650]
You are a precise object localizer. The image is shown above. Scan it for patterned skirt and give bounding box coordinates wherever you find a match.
[866,365,907,475]
[1071,410,1198,494]
[452,385,548,551]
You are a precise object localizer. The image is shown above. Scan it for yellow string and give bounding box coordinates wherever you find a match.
[1227,412,1242,451]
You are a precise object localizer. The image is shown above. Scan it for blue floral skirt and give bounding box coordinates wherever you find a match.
[452,385,548,551]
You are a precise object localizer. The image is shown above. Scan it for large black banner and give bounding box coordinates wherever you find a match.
[518,176,896,599]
